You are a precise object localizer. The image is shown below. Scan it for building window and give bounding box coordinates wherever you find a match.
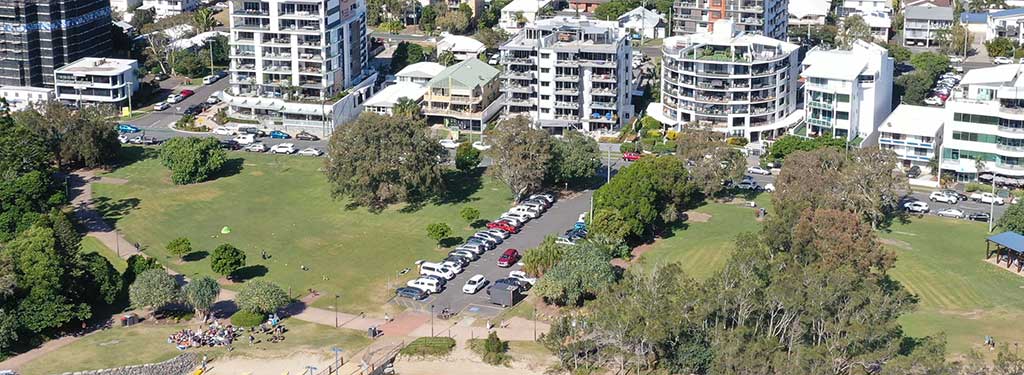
[541,68,549,73]
[836,111,849,120]
[954,112,1000,125]
[837,94,850,102]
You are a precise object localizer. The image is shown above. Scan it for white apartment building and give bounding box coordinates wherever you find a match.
[0,86,54,112]
[225,0,374,136]
[877,104,944,173]
[940,64,1024,183]
[841,0,890,15]
[53,58,139,107]
[395,62,445,85]
[903,5,953,47]
[111,0,143,14]
[436,34,486,62]
[985,8,1024,44]
[140,0,200,19]
[499,0,552,33]
[499,16,634,133]
[671,0,788,40]
[799,40,893,144]
[652,20,799,142]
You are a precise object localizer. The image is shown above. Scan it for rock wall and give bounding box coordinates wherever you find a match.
[56,352,198,375]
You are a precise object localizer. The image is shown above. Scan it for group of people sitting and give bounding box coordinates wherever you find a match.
[168,321,241,350]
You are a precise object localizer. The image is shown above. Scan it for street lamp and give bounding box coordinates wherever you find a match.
[430,304,435,337]
[334,294,339,328]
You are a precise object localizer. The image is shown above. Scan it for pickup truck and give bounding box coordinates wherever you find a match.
[970,192,1005,205]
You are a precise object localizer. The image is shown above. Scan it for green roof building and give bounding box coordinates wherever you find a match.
[423,58,504,130]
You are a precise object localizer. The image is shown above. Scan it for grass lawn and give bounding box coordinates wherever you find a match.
[18,319,369,374]
[881,216,1024,356]
[91,147,513,313]
[81,236,128,272]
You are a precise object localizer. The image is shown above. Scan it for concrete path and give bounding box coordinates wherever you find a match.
[68,170,141,259]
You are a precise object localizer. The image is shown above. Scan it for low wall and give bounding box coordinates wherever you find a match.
[57,353,198,375]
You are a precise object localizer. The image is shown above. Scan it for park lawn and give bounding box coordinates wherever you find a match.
[18,319,369,375]
[81,236,128,272]
[634,195,767,280]
[882,216,1024,356]
[91,147,513,313]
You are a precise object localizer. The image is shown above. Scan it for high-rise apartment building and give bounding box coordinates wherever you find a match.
[0,0,112,88]
[653,20,799,142]
[224,0,373,135]
[140,0,200,19]
[671,0,787,39]
[499,16,634,133]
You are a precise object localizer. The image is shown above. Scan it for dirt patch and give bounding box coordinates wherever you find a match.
[94,177,129,185]
[206,351,333,375]
[935,309,986,320]
[685,210,712,223]
[249,171,264,177]
[879,238,914,250]
[394,345,549,375]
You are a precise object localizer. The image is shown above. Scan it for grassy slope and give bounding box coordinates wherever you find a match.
[18,319,369,375]
[81,236,128,272]
[91,148,512,313]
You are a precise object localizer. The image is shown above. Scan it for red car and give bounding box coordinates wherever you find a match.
[622,152,642,162]
[486,221,519,234]
[180,89,195,98]
[497,248,520,267]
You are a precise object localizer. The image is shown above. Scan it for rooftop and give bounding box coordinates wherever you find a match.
[618,6,665,26]
[960,12,988,23]
[427,58,500,90]
[959,64,1021,85]
[853,10,891,28]
[437,33,486,54]
[363,82,428,108]
[56,58,136,75]
[662,20,799,62]
[789,0,830,18]
[396,62,446,80]
[989,7,1024,18]
[905,5,953,20]
[878,104,944,137]
[504,16,625,50]
[502,0,552,13]
[801,40,888,80]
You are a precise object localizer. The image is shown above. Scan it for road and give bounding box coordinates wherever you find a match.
[409,191,593,317]
[370,31,432,42]
[128,78,230,132]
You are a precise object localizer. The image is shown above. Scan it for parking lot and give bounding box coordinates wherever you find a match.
[393,190,593,317]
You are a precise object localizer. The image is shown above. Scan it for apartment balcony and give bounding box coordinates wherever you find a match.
[591,101,616,109]
[592,88,616,96]
[675,1,698,7]
[279,10,320,19]
[501,71,534,80]
[502,57,534,65]
[554,74,579,82]
[997,143,1024,152]
[502,84,534,93]
[298,40,323,47]
[231,50,256,58]
[554,101,580,109]
[590,114,617,123]
[233,7,270,16]
[264,38,292,46]
[428,94,483,104]
[299,66,323,74]
[695,95,729,103]
[507,98,534,107]
[233,63,257,71]
[232,37,255,45]
[592,74,616,82]
[555,60,580,67]
[235,23,271,31]
[806,117,833,127]
[263,52,293,60]
[297,53,322,61]
[265,65,293,73]
[1000,124,1024,134]
[581,59,616,68]
[751,94,776,103]
[737,17,764,25]
[695,70,731,77]
[808,101,833,110]
[554,87,580,95]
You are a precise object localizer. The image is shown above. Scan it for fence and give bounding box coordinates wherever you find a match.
[56,353,197,375]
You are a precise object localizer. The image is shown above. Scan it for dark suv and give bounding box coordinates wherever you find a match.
[396,286,427,300]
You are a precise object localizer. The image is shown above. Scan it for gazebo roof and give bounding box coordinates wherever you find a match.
[987,232,1024,253]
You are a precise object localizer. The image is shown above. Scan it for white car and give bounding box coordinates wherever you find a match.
[936,208,966,219]
[407,278,441,294]
[233,134,256,145]
[298,147,323,156]
[449,249,479,261]
[153,101,169,111]
[924,96,945,106]
[462,274,488,294]
[166,94,183,104]
[213,126,235,135]
[763,183,776,192]
[243,142,268,152]
[439,139,460,149]
[508,270,537,285]
[948,56,964,64]
[972,192,1005,205]
[929,191,958,204]
[441,260,463,274]
[202,75,219,85]
[736,180,758,190]
[484,229,510,239]
[995,56,1014,65]
[118,134,130,144]
[555,237,576,246]
[270,143,297,154]
[472,141,492,151]
[904,201,930,213]
[746,166,771,175]
[206,96,221,104]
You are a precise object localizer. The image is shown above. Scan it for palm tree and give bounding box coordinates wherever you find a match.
[192,8,217,33]
[393,97,422,120]
[438,50,456,66]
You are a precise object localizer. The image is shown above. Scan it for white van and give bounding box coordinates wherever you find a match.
[203,75,219,85]
[509,206,540,219]
[407,278,441,293]
[419,262,456,280]
[233,134,256,145]
[441,260,464,274]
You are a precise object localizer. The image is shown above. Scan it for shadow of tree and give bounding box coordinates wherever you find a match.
[112,146,159,169]
[470,219,490,229]
[436,169,483,205]
[211,300,239,318]
[208,158,245,181]
[439,236,464,248]
[231,265,269,282]
[182,251,208,262]
[90,196,140,225]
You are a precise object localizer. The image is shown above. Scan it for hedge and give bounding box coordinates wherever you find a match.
[399,337,456,357]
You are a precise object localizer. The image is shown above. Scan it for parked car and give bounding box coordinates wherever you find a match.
[474,232,504,243]
[924,96,945,106]
[968,212,991,222]
[472,141,492,151]
[166,94,183,104]
[929,191,958,204]
[936,208,966,219]
[295,131,320,141]
[128,135,159,145]
[492,277,529,291]
[183,105,203,116]
[904,201,930,213]
[449,250,479,261]
[202,75,219,85]
[736,180,758,190]
[220,139,242,150]
[153,73,169,81]
[243,142,268,152]
[215,70,228,79]
[948,56,965,64]
[234,134,256,145]
[153,101,170,111]
[497,248,520,267]
[746,166,771,175]
[469,234,500,247]
[455,244,486,255]
[764,183,776,192]
[971,192,1005,205]
[206,95,221,105]
[508,270,537,285]
[622,152,642,162]
[407,278,441,294]
[270,143,297,154]
[995,56,1014,64]
[441,259,465,274]
[555,237,576,246]
[943,189,968,202]
[180,89,195,98]
[116,123,140,133]
[118,133,130,144]
[465,238,495,250]
[498,214,527,227]
[269,130,291,139]
[213,126,235,135]
[906,166,921,178]
[298,147,323,156]
[463,274,488,294]
[486,221,519,234]
[395,286,428,300]
[529,193,556,205]
[439,139,460,149]
[484,229,511,239]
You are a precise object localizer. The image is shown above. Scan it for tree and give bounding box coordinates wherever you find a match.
[938,24,973,56]
[0,107,58,241]
[765,135,845,162]
[436,11,470,34]
[171,49,207,78]
[438,50,456,66]
[15,101,120,169]
[426,222,452,245]
[130,8,155,31]
[166,237,192,259]
[324,112,445,210]
[896,70,933,105]
[998,202,1024,233]
[842,147,908,229]
[192,8,217,32]
[594,0,636,20]
[910,51,950,80]
[478,0,508,28]
[460,206,480,224]
[159,137,227,185]
[392,97,422,120]
[548,129,601,187]
[129,269,179,311]
[420,5,438,32]
[986,37,1016,58]
[488,116,553,202]
[592,156,697,241]
[474,28,509,51]
[674,123,744,197]
[0,309,16,356]
[455,142,481,172]
[885,42,912,64]
[837,15,873,48]
[210,243,246,277]
[521,235,567,276]
[532,243,616,306]
[123,254,161,286]
[381,20,404,34]
[182,276,220,319]
[235,280,290,314]
[79,252,122,306]
[480,331,510,365]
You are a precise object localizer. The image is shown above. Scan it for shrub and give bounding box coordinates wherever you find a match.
[726,137,749,146]
[460,206,480,223]
[966,182,993,193]
[666,130,679,141]
[166,237,192,259]
[640,115,661,130]
[230,310,264,327]
[425,222,452,245]
[619,143,638,153]
[236,280,290,314]
[469,332,511,365]
[455,142,481,172]
[400,337,456,357]
[646,129,662,139]
[210,243,246,277]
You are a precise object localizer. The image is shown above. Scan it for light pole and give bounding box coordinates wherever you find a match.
[430,304,435,337]
[334,294,339,328]
[331,346,344,369]
[989,176,997,233]
[304,365,317,375]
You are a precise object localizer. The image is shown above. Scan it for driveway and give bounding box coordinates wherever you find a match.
[402,191,593,317]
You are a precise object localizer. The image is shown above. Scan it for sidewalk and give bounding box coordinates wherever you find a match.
[68,170,141,259]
